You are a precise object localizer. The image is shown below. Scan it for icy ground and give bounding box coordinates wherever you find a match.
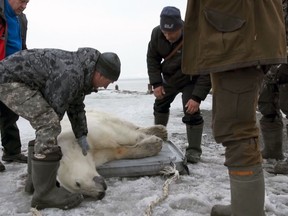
[0,89,288,216]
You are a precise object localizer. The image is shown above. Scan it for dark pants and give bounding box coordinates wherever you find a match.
[258,66,288,120]
[153,82,203,126]
[0,101,21,155]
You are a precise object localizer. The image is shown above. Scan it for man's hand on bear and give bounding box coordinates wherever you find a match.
[77,136,90,156]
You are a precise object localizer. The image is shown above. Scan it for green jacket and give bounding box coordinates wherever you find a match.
[182,0,287,75]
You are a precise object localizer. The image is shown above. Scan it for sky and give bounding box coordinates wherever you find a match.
[24,0,187,79]
[0,81,288,216]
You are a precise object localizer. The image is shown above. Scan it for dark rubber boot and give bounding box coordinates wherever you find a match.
[185,123,203,164]
[31,148,83,210]
[211,205,231,216]
[0,161,5,172]
[274,159,288,174]
[154,111,169,126]
[2,152,27,163]
[25,140,35,194]
[260,119,284,160]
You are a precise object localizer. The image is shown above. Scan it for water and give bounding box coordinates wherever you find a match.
[109,78,150,93]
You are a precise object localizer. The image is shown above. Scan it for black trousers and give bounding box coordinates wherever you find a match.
[0,101,21,155]
[153,82,203,126]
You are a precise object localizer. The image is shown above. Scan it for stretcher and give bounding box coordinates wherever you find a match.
[97,140,189,177]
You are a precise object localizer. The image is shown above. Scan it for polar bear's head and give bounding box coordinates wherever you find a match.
[57,137,107,199]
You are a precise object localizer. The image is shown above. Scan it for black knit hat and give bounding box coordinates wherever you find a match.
[160,6,183,32]
[96,52,121,81]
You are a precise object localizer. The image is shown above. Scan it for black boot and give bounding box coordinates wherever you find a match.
[260,118,284,160]
[154,111,169,126]
[211,205,231,216]
[274,159,288,174]
[25,140,35,194]
[185,123,203,163]
[0,161,5,172]
[31,147,83,210]
[2,151,27,163]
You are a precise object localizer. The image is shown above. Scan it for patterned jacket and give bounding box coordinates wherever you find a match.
[0,47,100,138]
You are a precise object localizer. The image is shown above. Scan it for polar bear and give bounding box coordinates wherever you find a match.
[56,111,167,199]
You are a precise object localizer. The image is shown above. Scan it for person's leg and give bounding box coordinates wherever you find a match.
[0,101,27,163]
[259,115,284,160]
[258,76,284,160]
[210,67,265,216]
[181,83,204,163]
[0,161,5,172]
[273,68,288,173]
[0,83,83,209]
[25,140,35,194]
[153,84,177,126]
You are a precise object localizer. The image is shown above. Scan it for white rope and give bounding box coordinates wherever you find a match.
[144,163,180,216]
[30,208,42,216]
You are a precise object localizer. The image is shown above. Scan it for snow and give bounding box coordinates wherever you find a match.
[0,80,288,216]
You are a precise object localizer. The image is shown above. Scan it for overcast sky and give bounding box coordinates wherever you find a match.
[25,0,187,79]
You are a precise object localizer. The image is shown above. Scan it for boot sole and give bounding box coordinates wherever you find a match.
[31,195,83,210]
[2,158,27,163]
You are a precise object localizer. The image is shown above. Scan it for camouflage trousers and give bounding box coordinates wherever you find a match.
[0,83,61,156]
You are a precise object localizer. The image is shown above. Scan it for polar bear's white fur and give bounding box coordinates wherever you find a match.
[57,111,167,199]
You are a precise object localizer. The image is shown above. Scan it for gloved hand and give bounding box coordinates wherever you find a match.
[77,136,90,156]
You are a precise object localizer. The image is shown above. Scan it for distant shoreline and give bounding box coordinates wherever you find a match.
[109,78,150,92]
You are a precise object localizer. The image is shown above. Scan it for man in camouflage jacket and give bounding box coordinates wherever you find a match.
[0,47,121,210]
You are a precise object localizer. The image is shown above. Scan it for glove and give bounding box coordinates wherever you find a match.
[77,136,90,156]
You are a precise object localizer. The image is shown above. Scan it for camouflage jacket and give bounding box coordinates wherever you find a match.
[0,47,101,138]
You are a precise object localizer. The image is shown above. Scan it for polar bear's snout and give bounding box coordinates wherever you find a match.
[94,176,107,190]
[71,174,107,199]
[93,176,107,200]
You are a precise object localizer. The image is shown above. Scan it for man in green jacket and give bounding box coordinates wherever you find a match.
[182,0,287,215]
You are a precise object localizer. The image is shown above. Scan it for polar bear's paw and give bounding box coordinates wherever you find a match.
[138,125,168,141]
[135,136,163,157]
[124,136,163,159]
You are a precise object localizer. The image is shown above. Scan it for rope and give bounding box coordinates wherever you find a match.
[144,163,180,216]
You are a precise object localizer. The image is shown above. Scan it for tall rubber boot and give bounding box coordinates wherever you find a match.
[0,161,5,172]
[211,164,265,216]
[31,148,83,210]
[260,119,284,160]
[273,124,288,174]
[185,122,203,163]
[154,111,169,126]
[25,140,35,194]
[274,159,288,174]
